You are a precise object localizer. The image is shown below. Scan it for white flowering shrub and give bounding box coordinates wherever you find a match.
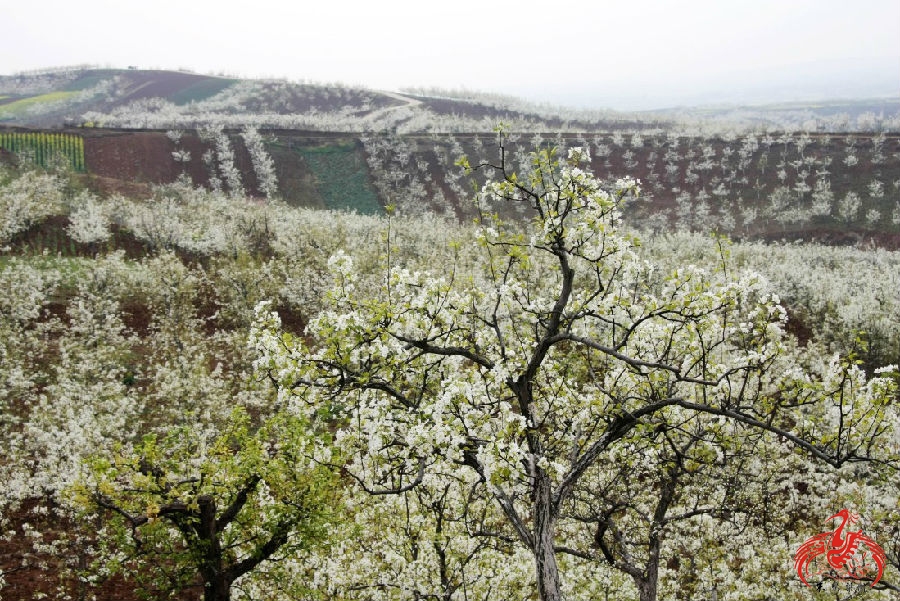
[644,232,900,369]
[200,125,244,197]
[0,170,64,244]
[66,190,111,244]
[117,183,275,256]
[0,259,61,460]
[241,126,279,199]
[7,254,140,499]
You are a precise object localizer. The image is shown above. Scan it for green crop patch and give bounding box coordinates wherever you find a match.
[297,143,382,215]
[0,91,79,118]
[0,131,86,172]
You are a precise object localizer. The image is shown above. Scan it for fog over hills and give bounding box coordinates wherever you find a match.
[514,57,900,111]
[3,0,898,115]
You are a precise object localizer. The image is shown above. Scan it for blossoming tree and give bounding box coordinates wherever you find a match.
[247,137,897,600]
[72,407,339,601]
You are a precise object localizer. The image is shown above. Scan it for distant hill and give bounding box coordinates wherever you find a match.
[0,67,663,133]
[2,67,898,133]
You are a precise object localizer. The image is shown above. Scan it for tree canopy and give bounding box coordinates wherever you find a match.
[73,407,340,601]
[252,136,899,600]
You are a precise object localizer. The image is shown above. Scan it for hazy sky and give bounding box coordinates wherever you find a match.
[3,0,899,109]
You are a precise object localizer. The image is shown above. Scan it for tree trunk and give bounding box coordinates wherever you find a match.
[204,572,233,601]
[632,484,665,601]
[635,577,658,601]
[196,496,232,601]
[631,539,661,601]
[534,472,562,601]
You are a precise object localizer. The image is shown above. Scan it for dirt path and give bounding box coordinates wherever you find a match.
[362,91,423,125]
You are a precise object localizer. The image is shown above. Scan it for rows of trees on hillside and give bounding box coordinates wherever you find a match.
[8,67,896,135]
[78,87,900,135]
[0,139,898,600]
[357,130,900,243]
[4,125,894,246]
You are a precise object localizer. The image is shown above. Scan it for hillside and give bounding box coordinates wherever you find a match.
[2,67,899,246]
[0,67,656,133]
[3,67,899,134]
[2,125,899,247]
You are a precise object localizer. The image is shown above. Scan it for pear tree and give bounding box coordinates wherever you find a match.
[252,135,898,601]
[72,407,340,601]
